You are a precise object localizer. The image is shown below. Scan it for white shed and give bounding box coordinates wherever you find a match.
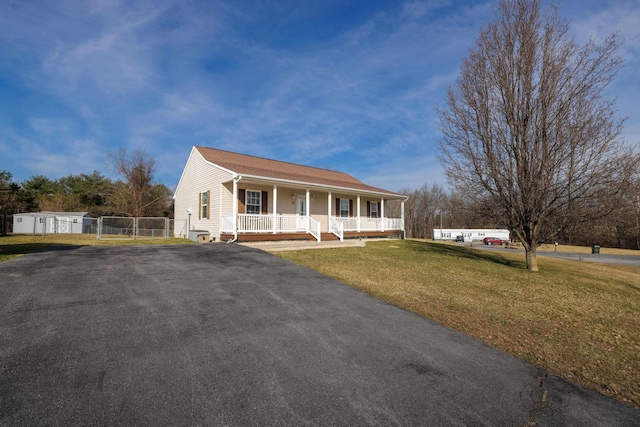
[13,212,93,235]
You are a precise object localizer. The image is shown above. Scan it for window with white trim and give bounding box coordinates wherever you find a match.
[73,219,78,223]
[17,217,22,223]
[201,192,208,219]
[340,199,349,217]
[246,190,261,214]
[370,202,379,218]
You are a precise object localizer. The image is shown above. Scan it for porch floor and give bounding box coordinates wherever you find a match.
[220,230,403,243]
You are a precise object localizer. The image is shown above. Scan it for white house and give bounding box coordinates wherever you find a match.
[13,212,93,235]
[433,228,511,242]
[173,146,407,242]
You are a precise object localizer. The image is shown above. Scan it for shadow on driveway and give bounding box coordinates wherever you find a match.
[1,244,638,425]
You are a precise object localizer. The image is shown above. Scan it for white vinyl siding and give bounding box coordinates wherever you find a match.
[173,147,234,239]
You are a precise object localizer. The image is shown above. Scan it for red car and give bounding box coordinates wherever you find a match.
[483,237,509,245]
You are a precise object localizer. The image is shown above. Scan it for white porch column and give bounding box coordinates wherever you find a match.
[272,184,278,234]
[401,200,406,237]
[357,194,361,232]
[232,178,238,234]
[327,191,332,232]
[306,188,311,233]
[381,198,385,232]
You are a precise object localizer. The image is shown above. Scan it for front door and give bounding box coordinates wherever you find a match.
[296,196,307,230]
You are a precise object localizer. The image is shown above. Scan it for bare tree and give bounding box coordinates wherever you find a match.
[437,0,639,271]
[396,183,449,239]
[107,148,168,217]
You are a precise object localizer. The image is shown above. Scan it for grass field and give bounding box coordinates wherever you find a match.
[0,234,192,262]
[278,239,640,409]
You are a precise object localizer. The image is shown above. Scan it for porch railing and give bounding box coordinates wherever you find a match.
[222,214,404,240]
[332,217,404,232]
[329,217,344,242]
[308,216,321,242]
[221,214,321,240]
[238,213,273,232]
[384,218,404,231]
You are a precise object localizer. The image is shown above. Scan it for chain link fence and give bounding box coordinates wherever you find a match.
[5,215,187,240]
[97,217,187,240]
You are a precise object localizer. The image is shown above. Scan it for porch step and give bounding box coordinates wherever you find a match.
[321,233,340,241]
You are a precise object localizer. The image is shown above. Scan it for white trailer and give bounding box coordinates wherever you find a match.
[432,228,510,242]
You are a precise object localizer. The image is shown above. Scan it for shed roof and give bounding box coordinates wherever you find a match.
[14,211,91,217]
[195,146,401,197]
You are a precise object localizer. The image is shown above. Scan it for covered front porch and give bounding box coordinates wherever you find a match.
[220,214,404,242]
[221,182,405,242]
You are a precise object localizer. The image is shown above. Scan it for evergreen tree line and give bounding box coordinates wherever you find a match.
[0,149,173,219]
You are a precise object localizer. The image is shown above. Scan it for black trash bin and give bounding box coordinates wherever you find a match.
[592,245,600,254]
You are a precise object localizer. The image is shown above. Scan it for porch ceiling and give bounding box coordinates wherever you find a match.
[226,176,406,200]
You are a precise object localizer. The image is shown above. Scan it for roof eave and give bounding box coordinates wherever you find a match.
[237,173,403,198]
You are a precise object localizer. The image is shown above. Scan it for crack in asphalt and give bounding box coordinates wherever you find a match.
[524,373,550,427]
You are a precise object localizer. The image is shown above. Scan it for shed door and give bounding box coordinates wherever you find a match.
[56,217,71,233]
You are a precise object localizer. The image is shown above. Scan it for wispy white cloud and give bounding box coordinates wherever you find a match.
[567,0,640,149]
[15,136,105,178]
[29,118,74,135]
[1,0,637,190]
[401,1,451,21]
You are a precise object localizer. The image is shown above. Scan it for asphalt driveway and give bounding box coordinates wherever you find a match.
[0,244,638,426]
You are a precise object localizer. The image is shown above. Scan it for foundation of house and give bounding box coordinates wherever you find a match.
[220,230,403,242]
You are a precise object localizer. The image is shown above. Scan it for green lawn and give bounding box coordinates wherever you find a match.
[278,239,640,409]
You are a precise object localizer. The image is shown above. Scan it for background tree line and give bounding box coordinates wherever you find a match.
[393,176,640,250]
[0,149,173,219]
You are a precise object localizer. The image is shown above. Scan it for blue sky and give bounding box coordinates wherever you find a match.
[1,0,638,192]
